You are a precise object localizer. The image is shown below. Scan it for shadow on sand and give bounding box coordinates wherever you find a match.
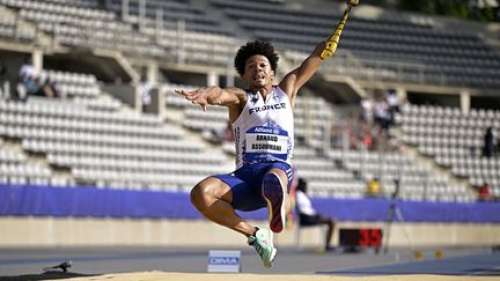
[0,271,96,281]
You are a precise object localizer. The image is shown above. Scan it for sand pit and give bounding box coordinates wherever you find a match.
[56,271,499,281]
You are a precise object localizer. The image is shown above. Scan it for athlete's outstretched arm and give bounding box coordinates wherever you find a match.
[279,42,325,106]
[280,1,357,105]
[176,86,246,111]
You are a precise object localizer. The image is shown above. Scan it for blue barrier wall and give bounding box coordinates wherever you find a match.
[1,184,500,223]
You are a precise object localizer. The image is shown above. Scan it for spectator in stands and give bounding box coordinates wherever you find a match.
[15,68,37,101]
[16,60,48,101]
[483,127,496,158]
[366,177,382,198]
[360,97,373,124]
[330,122,347,150]
[139,78,153,112]
[16,61,61,100]
[360,122,374,150]
[0,61,6,77]
[386,89,400,125]
[19,61,35,80]
[348,118,361,150]
[373,95,391,132]
[0,61,6,99]
[36,73,57,98]
[14,79,27,101]
[177,39,331,268]
[47,77,60,98]
[347,112,364,150]
[477,182,492,202]
[295,178,335,252]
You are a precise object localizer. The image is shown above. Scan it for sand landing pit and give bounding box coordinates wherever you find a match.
[56,271,499,281]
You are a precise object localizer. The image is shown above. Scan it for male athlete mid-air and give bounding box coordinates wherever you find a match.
[177,0,357,268]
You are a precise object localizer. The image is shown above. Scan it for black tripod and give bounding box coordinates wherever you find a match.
[43,261,72,273]
[383,179,413,254]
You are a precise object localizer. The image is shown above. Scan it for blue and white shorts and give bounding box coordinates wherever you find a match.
[213,162,294,211]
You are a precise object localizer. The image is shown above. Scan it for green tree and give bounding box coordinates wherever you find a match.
[397,0,498,21]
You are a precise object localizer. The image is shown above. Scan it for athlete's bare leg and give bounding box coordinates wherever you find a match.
[190,177,257,237]
[268,168,291,213]
[262,168,291,232]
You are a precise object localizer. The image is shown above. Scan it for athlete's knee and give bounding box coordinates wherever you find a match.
[268,168,288,186]
[190,180,211,206]
[190,177,230,207]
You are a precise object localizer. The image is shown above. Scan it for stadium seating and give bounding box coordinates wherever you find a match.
[294,146,366,199]
[164,84,331,148]
[162,83,489,201]
[103,0,240,66]
[399,104,500,198]
[0,7,16,39]
[1,0,498,203]
[328,148,475,202]
[164,84,366,198]
[3,0,499,88]
[0,4,36,42]
[5,78,485,201]
[0,0,166,58]
[0,139,52,185]
[106,0,233,35]
[0,70,235,191]
[42,69,100,99]
[210,0,500,89]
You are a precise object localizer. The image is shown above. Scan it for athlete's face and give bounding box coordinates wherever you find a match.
[243,55,274,88]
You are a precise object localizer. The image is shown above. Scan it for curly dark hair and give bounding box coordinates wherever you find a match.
[234,40,279,77]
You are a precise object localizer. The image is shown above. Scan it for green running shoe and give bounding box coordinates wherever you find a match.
[248,228,277,268]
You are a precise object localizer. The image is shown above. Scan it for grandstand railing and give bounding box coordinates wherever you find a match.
[285,49,448,87]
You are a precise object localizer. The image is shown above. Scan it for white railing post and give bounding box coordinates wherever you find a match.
[139,0,146,32]
[176,19,186,64]
[155,8,163,43]
[122,0,129,21]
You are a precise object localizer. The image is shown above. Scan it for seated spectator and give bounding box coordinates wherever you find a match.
[373,99,391,131]
[483,127,496,158]
[16,66,61,100]
[139,80,153,112]
[16,63,39,101]
[295,178,335,251]
[19,62,35,80]
[386,89,400,112]
[360,97,373,124]
[34,73,57,98]
[0,61,6,99]
[386,89,400,125]
[23,74,41,95]
[40,75,59,98]
[360,122,374,150]
[366,177,382,198]
[478,182,492,202]
[0,61,6,80]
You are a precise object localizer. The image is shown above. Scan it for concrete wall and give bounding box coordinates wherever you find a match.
[142,87,164,116]
[101,84,139,112]
[1,217,499,248]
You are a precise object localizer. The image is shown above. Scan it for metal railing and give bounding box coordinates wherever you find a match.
[284,48,450,87]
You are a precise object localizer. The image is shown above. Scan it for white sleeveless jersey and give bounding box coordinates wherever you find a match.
[233,86,294,168]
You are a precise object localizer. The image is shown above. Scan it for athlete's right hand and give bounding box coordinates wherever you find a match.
[175,89,208,111]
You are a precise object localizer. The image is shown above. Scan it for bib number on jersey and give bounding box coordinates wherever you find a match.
[243,124,289,163]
